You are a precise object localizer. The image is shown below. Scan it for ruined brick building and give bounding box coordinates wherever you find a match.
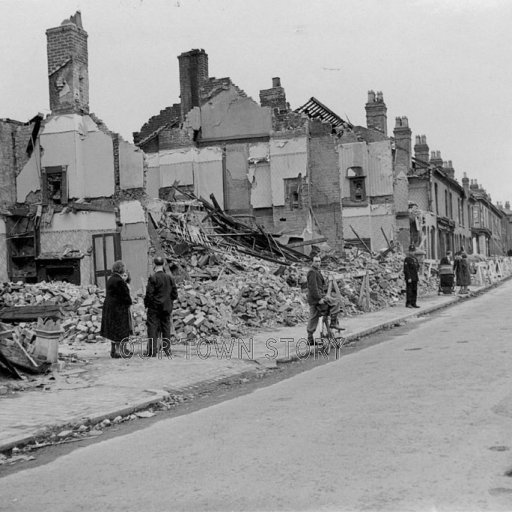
[1,13,510,282]
[134,52,414,253]
[0,12,150,287]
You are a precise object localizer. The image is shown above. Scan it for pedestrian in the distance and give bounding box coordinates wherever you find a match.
[144,256,178,357]
[100,260,133,358]
[455,252,471,294]
[404,244,420,308]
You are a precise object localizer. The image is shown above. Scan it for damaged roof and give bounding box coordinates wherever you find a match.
[295,97,353,130]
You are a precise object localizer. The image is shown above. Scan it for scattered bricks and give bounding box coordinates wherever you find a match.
[193,316,205,327]
[183,314,195,325]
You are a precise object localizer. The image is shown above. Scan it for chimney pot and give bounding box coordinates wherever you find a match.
[367,90,375,102]
[506,201,511,210]
[272,77,281,88]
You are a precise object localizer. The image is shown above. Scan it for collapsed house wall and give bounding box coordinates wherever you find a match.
[40,210,116,287]
[119,139,144,190]
[145,147,224,208]
[119,200,149,292]
[0,119,39,206]
[17,115,116,202]
[224,143,251,213]
[248,142,272,229]
[200,86,272,141]
[269,135,310,237]
[307,120,342,250]
[14,112,147,287]
[337,138,394,251]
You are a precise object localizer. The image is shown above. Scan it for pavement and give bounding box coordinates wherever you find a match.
[0,275,509,453]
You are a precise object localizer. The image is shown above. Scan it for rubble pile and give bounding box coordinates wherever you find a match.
[0,282,105,343]
[0,208,438,349]
[327,249,439,313]
[0,281,100,310]
[0,264,309,345]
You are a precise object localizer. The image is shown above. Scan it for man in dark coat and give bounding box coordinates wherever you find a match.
[404,244,420,308]
[306,255,342,345]
[144,256,178,357]
[100,260,133,358]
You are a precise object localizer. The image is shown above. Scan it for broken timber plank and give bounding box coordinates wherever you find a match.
[380,227,391,248]
[0,305,64,323]
[287,237,327,248]
[349,225,373,255]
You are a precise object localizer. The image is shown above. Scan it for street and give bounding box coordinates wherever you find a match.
[2,281,512,511]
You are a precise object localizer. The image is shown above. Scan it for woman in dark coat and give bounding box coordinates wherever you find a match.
[100,260,133,358]
[454,253,471,294]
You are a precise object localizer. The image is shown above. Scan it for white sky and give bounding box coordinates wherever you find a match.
[1,0,512,203]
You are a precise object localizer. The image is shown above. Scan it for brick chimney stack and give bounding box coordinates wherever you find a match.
[443,159,455,179]
[462,172,470,194]
[259,77,288,112]
[365,90,387,135]
[414,135,429,163]
[46,11,89,114]
[178,49,209,121]
[430,150,443,168]
[393,116,412,170]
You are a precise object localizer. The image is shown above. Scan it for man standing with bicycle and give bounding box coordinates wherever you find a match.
[306,255,342,345]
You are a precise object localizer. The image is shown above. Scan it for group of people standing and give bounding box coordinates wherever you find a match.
[404,244,472,309]
[100,256,178,358]
[442,249,472,294]
[101,246,472,357]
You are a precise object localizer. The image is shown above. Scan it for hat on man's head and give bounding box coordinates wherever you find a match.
[153,256,165,266]
[408,244,416,252]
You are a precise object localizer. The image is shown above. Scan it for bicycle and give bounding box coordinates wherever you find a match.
[317,305,346,356]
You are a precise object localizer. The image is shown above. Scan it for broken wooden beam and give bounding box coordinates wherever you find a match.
[349,225,373,255]
[287,237,327,248]
[0,305,64,323]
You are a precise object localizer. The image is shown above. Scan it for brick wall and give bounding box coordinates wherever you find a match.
[272,112,308,137]
[0,120,35,205]
[133,104,181,147]
[314,205,343,251]
[408,180,429,211]
[112,134,120,195]
[308,119,343,249]
[272,205,310,234]
[253,207,274,232]
[158,126,194,150]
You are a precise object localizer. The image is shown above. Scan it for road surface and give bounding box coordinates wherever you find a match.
[2,282,512,511]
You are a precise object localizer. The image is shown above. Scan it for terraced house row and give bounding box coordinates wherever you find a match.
[0,12,510,287]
